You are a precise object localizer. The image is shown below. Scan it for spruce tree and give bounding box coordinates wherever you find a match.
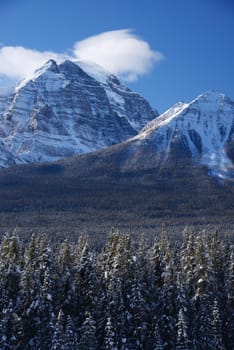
[224,245,234,350]
[153,323,164,350]
[64,315,78,350]
[175,309,189,350]
[104,316,118,350]
[78,312,97,350]
[51,311,64,350]
[210,299,225,350]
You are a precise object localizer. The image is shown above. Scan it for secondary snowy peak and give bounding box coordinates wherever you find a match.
[133,91,234,180]
[0,59,157,166]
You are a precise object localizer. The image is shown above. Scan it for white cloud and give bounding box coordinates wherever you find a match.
[73,29,164,82]
[0,46,65,80]
[0,29,164,83]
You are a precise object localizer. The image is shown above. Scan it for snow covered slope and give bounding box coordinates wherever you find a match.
[0,59,157,166]
[126,91,234,179]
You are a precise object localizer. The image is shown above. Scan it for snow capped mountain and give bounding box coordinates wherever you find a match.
[0,59,157,166]
[0,60,233,183]
[123,91,234,179]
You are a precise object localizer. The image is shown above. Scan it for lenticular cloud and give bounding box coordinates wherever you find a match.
[0,29,164,83]
[73,29,164,82]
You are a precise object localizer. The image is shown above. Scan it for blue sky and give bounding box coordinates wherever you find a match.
[0,0,233,113]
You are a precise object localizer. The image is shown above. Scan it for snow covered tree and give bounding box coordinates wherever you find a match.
[64,315,78,350]
[210,299,225,350]
[152,323,164,350]
[175,309,189,350]
[78,312,97,350]
[77,241,99,318]
[51,310,65,350]
[191,232,216,349]
[37,263,55,349]
[180,228,196,299]
[0,233,23,303]
[104,316,118,350]
[0,297,13,350]
[224,245,234,350]
[158,243,177,349]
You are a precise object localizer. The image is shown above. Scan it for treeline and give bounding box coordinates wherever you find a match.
[0,229,233,349]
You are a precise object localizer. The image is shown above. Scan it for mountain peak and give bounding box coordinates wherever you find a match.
[0,58,157,166]
[134,92,234,180]
[198,90,224,98]
[15,59,60,91]
[191,90,230,107]
[59,59,80,70]
[34,59,59,75]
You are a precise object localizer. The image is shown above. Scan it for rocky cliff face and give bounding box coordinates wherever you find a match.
[0,59,157,166]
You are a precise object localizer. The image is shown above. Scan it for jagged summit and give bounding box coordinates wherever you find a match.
[0,59,157,167]
[41,59,59,72]
[16,59,124,92]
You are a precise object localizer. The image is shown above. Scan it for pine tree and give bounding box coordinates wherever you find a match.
[51,311,65,350]
[37,263,56,349]
[0,296,12,349]
[19,236,43,348]
[180,228,196,299]
[0,298,24,349]
[77,241,98,317]
[104,316,118,350]
[191,233,215,349]
[224,245,234,350]
[64,315,78,350]
[0,233,23,302]
[210,299,225,350]
[56,240,76,313]
[78,312,97,350]
[158,240,177,349]
[153,323,164,350]
[10,312,24,349]
[175,309,189,350]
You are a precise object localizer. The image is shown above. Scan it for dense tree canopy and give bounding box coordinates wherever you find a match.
[0,229,232,349]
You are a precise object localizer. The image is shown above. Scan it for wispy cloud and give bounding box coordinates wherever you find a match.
[0,29,164,83]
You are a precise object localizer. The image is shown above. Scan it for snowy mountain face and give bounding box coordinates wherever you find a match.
[0,59,157,166]
[123,91,234,180]
[0,60,233,182]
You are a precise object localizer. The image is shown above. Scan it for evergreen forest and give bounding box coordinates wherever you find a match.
[0,229,233,349]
